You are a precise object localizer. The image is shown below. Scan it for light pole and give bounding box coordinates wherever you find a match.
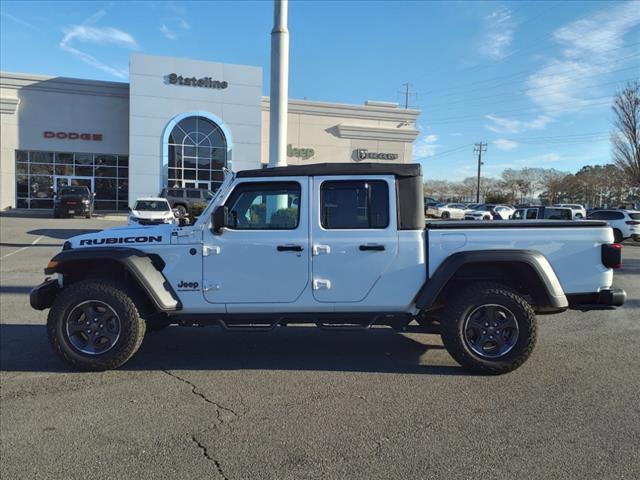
[268,0,289,168]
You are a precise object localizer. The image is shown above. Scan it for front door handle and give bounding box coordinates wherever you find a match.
[359,244,385,251]
[277,245,303,252]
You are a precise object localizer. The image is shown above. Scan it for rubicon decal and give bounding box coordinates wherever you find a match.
[79,236,163,246]
[177,281,200,291]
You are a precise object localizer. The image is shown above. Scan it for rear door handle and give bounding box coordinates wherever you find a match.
[359,244,385,251]
[277,245,303,252]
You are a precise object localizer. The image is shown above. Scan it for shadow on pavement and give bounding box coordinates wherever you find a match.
[0,324,466,376]
[0,286,33,294]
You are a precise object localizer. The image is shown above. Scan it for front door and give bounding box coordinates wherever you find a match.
[202,178,310,305]
[311,176,398,303]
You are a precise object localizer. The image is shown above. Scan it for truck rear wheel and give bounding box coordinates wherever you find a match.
[47,280,146,371]
[439,282,537,375]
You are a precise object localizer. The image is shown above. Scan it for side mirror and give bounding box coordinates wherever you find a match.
[212,206,228,234]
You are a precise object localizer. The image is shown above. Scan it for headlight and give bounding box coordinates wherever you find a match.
[82,199,90,204]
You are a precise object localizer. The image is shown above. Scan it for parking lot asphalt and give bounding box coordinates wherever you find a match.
[1,215,639,480]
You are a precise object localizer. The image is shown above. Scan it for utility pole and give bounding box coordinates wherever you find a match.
[474,142,487,203]
[268,0,289,168]
[399,83,417,109]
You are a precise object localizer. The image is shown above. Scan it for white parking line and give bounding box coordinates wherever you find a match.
[0,235,45,259]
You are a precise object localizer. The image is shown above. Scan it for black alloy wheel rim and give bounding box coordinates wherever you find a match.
[463,304,519,359]
[65,300,121,355]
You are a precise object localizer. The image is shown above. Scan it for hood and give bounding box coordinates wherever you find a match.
[67,224,174,249]
[130,209,174,220]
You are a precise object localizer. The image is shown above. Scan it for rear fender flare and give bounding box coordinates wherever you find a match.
[416,249,567,311]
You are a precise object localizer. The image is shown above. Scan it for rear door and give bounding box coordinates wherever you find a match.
[311,176,398,303]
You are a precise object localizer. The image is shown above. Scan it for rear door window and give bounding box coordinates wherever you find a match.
[526,209,538,219]
[187,190,201,199]
[320,180,389,229]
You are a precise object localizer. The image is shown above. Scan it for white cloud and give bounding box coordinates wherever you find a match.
[178,19,190,30]
[485,2,640,134]
[493,139,519,151]
[413,134,439,159]
[485,114,551,134]
[59,25,138,79]
[479,8,514,59]
[160,24,177,40]
[1,11,37,29]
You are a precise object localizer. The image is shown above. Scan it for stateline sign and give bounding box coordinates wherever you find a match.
[167,73,228,89]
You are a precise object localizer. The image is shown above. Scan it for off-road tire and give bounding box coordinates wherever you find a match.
[53,211,60,219]
[613,229,623,243]
[47,280,146,371]
[440,282,537,375]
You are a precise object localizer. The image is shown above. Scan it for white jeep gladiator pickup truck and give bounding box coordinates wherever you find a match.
[31,163,626,374]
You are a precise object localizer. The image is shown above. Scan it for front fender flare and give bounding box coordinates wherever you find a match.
[415,249,567,311]
[45,247,180,312]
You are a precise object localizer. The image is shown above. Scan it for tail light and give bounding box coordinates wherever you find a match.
[601,243,622,269]
[625,220,640,225]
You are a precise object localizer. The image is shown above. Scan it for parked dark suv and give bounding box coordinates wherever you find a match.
[159,187,214,218]
[53,186,94,218]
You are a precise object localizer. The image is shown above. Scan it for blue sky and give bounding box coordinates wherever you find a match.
[1,1,639,181]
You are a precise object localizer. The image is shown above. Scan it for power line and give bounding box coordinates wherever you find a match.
[423,68,639,112]
[423,48,640,100]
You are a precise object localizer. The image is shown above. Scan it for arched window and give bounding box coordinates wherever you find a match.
[167,116,227,191]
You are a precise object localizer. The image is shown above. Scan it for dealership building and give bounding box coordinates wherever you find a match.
[0,54,420,210]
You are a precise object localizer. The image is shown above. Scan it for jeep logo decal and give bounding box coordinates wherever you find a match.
[177,281,199,290]
[79,236,163,246]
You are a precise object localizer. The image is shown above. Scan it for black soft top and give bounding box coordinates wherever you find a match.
[236,162,421,179]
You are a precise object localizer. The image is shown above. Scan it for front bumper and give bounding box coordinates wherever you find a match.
[30,278,60,310]
[55,204,91,215]
[567,288,627,309]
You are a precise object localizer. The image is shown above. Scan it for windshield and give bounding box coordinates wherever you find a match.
[134,200,170,211]
[59,187,89,195]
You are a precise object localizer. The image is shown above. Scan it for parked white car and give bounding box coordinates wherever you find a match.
[433,203,466,220]
[128,198,176,226]
[587,209,640,242]
[465,204,513,220]
[554,204,587,219]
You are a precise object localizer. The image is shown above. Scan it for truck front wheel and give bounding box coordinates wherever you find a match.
[47,280,146,371]
[439,282,537,374]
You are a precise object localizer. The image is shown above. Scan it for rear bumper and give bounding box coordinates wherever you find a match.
[30,279,59,310]
[567,288,627,309]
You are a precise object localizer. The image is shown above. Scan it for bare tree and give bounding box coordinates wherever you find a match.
[611,81,640,185]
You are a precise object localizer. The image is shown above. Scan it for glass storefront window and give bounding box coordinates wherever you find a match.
[15,150,129,211]
[167,116,227,191]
